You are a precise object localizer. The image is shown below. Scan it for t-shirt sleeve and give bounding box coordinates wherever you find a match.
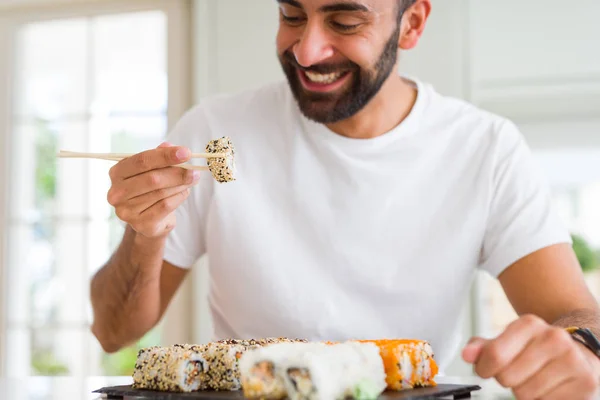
[478,120,572,277]
[162,105,215,269]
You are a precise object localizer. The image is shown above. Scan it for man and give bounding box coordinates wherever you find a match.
[90,0,600,398]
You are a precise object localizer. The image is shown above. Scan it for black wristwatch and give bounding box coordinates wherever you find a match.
[566,327,600,359]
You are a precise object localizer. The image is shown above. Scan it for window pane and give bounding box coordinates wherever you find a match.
[6,9,169,378]
[5,328,31,377]
[29,219,56,327]
[93,11,167,115]
[10,120,88,221]
[14,19,88,120]
[8,220,86,327]
[5,223,38,325]
[8,122,40,223]
[30,328,86,377]
[108,115,167,152]
[55,121,88,218]
[52,222,87,324]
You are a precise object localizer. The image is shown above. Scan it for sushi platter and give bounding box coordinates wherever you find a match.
[93,338,482,400]
[94,383,482,399]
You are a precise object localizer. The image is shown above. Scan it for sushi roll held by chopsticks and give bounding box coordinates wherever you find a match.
[56,136,237,183]
[205,136,236,183]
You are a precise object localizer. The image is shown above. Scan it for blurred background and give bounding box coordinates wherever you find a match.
[0,0,599,392]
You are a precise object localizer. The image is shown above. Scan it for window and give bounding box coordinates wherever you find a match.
[0,0,191,378]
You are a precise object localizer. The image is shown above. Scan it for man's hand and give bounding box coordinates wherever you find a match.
[107,142,201,238]
[463,314,600,400]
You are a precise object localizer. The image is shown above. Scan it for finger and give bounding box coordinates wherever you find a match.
[109,145,191,180]
[474,315,546,379]
[138,188,191,231]
[157,142,173,148]
[462,337,487,364]
[495,327,573,388]
[129,184,194,215]
[110,167,199,202]
[512,358,574,399]
[541,378,599,400]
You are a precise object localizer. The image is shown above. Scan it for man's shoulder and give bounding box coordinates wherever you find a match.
[418,79,522,146]
[422,81,507,126]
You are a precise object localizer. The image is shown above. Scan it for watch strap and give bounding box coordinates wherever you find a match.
[566,326,600,359]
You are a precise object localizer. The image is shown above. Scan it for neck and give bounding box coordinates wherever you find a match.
[325,74,417,139]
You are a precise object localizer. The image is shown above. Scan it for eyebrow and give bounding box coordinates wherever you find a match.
[276,0,370,13]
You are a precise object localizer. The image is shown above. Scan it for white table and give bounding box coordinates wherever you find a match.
[0,376,514,400]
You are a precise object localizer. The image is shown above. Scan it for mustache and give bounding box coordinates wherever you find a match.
[281,50,357,74]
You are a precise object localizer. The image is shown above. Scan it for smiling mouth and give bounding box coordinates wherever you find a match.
[305,71,345,84]
[297,69,351,93]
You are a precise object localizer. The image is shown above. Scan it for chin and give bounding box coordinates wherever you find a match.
[300,109,341,124]
[288,84,362,124]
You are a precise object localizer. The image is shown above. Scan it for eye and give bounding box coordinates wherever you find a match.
[280,11,306,27]
[329,20,361,33]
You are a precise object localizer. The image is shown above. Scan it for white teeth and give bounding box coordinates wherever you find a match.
[304,71,344,84]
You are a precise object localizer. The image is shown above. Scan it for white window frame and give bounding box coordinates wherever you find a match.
[0,0,192,378]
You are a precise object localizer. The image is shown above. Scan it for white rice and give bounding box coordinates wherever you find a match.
[240,342,387,400]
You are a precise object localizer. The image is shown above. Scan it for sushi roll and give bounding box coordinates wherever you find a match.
[132,338,306,392]
[359,339,439,390]
[132,344,207,392]
[200,341,252,390]
[202,338,309,390]
[240,341,387,400]
[205,136,236,183]
[238,342,319,399]
[239,344,295,400]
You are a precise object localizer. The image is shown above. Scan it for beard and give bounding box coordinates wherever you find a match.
[278,24,401,124]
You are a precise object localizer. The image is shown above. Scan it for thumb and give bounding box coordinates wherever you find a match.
[462,337,487,364]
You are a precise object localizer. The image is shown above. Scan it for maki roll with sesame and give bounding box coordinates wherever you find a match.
[132,338,306,393]
[132,344,207,392]
[206,136,236,183]
[239,341,387,400]
[199,340,255,391]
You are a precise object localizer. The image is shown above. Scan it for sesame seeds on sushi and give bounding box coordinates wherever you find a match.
[132,345,208,392]
[132,337,306,393]
[206,136,236,183]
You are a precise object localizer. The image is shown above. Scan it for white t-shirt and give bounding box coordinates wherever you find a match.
[163,77,570,372]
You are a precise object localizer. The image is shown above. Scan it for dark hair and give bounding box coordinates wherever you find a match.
[397,0,417,24]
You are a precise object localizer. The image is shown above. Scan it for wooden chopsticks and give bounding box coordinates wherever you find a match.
[56,150,225,171]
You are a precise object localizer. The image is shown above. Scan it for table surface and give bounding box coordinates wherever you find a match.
[0,376,517,400]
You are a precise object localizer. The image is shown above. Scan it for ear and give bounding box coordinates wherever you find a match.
[398,0,432,50]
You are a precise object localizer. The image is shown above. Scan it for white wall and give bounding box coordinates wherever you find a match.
[193,0,282,99]
[189,0,600,376]
[400,0,469,99]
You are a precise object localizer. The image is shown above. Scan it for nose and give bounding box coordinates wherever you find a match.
[293,22,335,68]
